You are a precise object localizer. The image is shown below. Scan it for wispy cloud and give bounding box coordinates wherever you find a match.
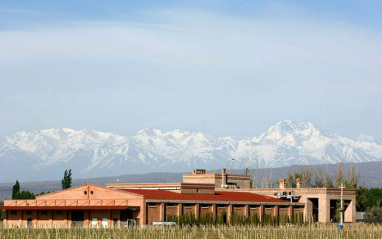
[0,9,381,138]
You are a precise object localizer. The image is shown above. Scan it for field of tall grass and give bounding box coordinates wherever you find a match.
[0,223,381,239]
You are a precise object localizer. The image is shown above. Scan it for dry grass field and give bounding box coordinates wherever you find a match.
[0,223,381,239]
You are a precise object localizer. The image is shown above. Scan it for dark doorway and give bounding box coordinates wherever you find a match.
[330,200,339,222]
[120,209,134,221]
[120,209,134,227]
[71,210,84,227]
[309,198,319,222]
[27,218,32,228]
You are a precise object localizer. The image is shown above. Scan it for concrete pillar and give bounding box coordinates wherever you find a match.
[141,201,146,226]
[345,200,356,223]
[160,203,165,221]
[195,204,200,219]
[3,210,7,228]
[227,205,233,224]
[244,205,249,218]
[259,205,264,222]
[212,204,217,222]
[177,203,183,217]
[318,197,330,223]
[274,206,279,217]
[305,199,313,222]
[288,206,293,222]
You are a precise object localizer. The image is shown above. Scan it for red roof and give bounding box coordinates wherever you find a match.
[121,189,287,203]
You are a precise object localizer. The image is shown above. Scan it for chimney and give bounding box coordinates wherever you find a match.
[296,178,302,189]
[221,168,227,186]
[279,178,286,189]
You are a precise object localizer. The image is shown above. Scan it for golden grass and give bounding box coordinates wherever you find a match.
[1,223,381,239]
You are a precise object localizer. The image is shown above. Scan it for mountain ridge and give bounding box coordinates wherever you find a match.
[1,120,381,182]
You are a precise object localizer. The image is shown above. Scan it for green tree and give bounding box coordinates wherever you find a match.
[0,202,3,220]
[356,187,382,211]
[18,190,35,199]
[11,181,35,200]
[61,169,72,189]
[12,180,20,199]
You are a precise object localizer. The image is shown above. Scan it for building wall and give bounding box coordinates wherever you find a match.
[226,175,251,189]
[232,205,245,216]
[229,187,356,223]
[183,173,250,189]
[183,174,216,185]
[249,206,260,218]
[199,204,213,216]
[3,184,146,227]
[182,204,196,215]
[52,211,67,225]
[165,204,178,220]
[147,203,161,225]
[264,206,274,216]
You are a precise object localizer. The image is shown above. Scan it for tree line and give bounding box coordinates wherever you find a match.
[11,169,72,200]
[249,162,359,189]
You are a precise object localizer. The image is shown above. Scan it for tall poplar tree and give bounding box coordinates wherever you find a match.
[61,169,72,189]
[12,180,20,199]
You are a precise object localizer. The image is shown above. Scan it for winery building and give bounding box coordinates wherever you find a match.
[0,168,356,228]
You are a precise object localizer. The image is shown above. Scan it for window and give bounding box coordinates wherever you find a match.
[90,191,94,195]
[41,210,48,215]
[84,191,87,195]
[26,210,32,215]
[11,210,17,215]
[56,210,63,215]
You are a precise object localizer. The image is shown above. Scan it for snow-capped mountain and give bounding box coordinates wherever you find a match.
[1,120,381,182]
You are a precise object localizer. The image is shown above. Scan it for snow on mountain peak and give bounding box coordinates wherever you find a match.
[1,120,381,182]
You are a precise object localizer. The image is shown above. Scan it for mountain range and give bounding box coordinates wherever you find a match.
[1,120,381,182]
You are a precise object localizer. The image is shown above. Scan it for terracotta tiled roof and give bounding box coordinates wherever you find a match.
[121,189,287,203]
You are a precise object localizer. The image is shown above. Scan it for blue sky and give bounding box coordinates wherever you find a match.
[0,0,381,139]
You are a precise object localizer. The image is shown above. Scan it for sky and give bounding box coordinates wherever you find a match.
[0,0,381,139]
